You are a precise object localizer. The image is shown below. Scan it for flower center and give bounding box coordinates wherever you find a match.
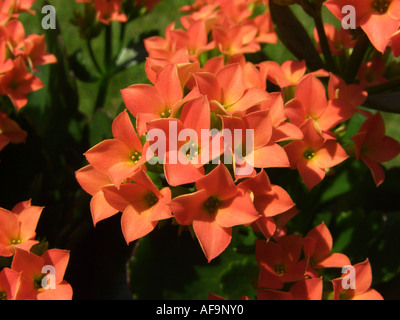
[144,192,158,207]
[203,196,221,214]
[184,141,200,160]
[274,263,286,275]
[371,0,391,14]
[303,148,316,160]
[33,274,45,290]
[160,108,172,118]
[10,238,22,245]
[130,151,142,164]
[0,290,7,300]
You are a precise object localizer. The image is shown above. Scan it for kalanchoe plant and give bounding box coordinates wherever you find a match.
[1,0,400,301]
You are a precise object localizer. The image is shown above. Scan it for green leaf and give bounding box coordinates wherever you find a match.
[89,109,113,146]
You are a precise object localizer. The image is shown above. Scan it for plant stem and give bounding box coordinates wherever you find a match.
[313,12,336,73]
[344,32,370,83]
[366,78,400,95]
[87,39,102,74]
[104,23,113,69]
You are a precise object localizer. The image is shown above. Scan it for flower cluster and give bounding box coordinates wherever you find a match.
[0,200,73,300]
[325,0,400,55]
[209,222,384,300]
[0,0,56,110]
[0,0,56,153]
[74,0,400,299]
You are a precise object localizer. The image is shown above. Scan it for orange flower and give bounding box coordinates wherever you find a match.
[237,170,296,239]
[285,75,356,134]
[351,112,400,186]
[84,110,149,188]
[0,268,21,300]
[303,222,350,272]
[192,63,270,117]
[11,248,73,300]
[256,235,306,290]
[0,200,43,257]
[325,0,400,53]
[0,56,44,110]
[257,277,323,300]
[284,119,348,190]
[121,63,186,137]
[16,34,57,70]
[331,259,383,300]
[168,163,259,262]
[94,0,127,25]
[265,60,328,89]
[313,24,355,55]
[75,164,118,226]
[102,169,172,244]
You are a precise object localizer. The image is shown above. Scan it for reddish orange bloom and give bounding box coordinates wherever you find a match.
[84,110,149,188]
[237,170,296,239]
[94,0,127,25]
[0,111,27,151]
[328,73,367,108]
[192,63,270,116]
[256,235,306,290]
[75,164,118,226]
[325,0,400,53]
[0,56,44,110]
[331,259,383,300]
[284,119,348,190]
[0,19,26,55]
[0,200,43,257]
[0,0,35,18]
[212,23,260,56]
[351,112,400,186]
[11,248,73,300]
[102,169,172,244]
[121,63,186,137]
[257,277,323,300]
[255,92,304,142]
[313,24,355,55]
[146,95,223,186]
[0,268,21,300]
[16,34,57,70]
[303,222,350,273]
[265,60,329,89]
[220,109,290,179]
[285,75,356,134]
[357,58,387,88]
[169,19,215,59]
[144,23,176,60]
[168,163,259,262]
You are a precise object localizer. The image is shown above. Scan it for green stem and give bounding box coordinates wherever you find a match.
[94,76,110,111]
[313,12,336,73]
[344,32,370,83]
[94,24,114,111]
[87,39,102,74]
[104,23,113,69]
